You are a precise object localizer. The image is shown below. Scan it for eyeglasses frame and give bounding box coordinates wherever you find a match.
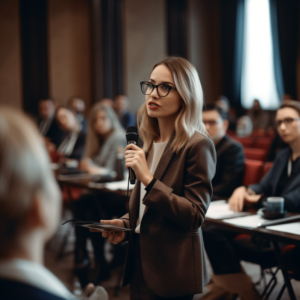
[275,117,300,128]
[140,81,176,98]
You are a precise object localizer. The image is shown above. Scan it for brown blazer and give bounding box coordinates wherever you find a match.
[120,131,216,298]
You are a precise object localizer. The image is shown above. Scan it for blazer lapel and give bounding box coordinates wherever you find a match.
[129,180,140,229]
[271,150,290,195]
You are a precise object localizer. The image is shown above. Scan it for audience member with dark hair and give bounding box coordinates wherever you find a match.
[73,103,127,288]
[38,98,65,148]
[113,94,136,130]
[203,104,245,199]
[68,96,87,132]
[55,106,86,160]
[202,100,300,300]
[216,95,237,131]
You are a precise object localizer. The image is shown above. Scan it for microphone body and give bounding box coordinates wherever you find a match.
[126,126,139,184]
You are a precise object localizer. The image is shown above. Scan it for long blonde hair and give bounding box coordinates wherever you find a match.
[138,56,207,154]
[85,103,124,158]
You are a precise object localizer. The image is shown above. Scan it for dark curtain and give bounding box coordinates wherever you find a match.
[166,0,187,58]
[270,0,299,100]
[19,0,49,117]
[220,0,245,113]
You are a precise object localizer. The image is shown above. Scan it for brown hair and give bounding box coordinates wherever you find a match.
[138,56,207,154]
[279,100,300,116]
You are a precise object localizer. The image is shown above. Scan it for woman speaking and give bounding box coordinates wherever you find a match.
[95,57,216,299]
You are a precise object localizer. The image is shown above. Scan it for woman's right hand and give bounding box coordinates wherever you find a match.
[90,219,126,245]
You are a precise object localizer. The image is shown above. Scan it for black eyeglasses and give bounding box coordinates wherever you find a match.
[275,117,300,128]
[140,81,176,97]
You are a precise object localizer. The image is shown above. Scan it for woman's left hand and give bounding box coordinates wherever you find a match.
[125,144,153,186]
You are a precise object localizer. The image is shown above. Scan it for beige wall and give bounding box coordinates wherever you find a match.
[188,0,222,104]
[48,0,91,109]
[123,0,167,114]
[0,0,22,108]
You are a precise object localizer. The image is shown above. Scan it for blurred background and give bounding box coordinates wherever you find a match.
[1,0,299,116]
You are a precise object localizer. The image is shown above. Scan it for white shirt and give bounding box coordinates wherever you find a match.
[0,259,75,299]
[135,141,168,233]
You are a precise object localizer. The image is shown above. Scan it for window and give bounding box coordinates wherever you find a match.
[241,0,280,109]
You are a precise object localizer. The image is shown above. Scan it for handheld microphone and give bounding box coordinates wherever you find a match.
[126,126,139,184]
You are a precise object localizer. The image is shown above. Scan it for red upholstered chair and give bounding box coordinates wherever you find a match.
[244,147,267,162]
[231,136,255,148]
[243,159,264,186]
[254,137,272,152]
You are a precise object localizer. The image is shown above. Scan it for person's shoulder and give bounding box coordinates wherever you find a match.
[110,129,126,142]
[274,147,290,161]
[223,135,243,152]
[187,131,215,151]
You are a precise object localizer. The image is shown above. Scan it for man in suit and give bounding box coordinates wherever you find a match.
[113,94,136,130]
[38,98,65,148]
[203,104,245,200]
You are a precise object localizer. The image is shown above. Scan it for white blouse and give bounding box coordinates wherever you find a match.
[135,141,168,233]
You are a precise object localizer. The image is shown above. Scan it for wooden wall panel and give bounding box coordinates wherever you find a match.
[48,0,91,108]
[0,0,22,108]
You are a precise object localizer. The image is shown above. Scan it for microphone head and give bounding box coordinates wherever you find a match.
[126,126,139,142]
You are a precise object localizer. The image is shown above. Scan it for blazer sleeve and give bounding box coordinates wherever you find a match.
[282,187,300,213]
[67,131,86,160]
[142,137,216,230]
[213,143,245,198]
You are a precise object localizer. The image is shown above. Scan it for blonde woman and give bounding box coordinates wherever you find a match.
[92,57,216,299]
[80,104,126,174]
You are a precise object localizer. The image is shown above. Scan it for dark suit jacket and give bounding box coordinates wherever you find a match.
[120,132,216,297]
[212,135,245,199]
[38,117,65,148]
[250,148,300,213]
[120,111,136,130]
[0,278,72,300]
[64,130,87,160]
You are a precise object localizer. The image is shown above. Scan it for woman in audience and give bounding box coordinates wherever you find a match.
[229,100,300,212]
[55,106,86,160]
[80,103,126,174]
[0,106,75,300]
[73,104,127,288]
[203,100,300,300]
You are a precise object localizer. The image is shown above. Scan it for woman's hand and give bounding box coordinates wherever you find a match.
[228,186,247,212]
[90,219,125,245]
[125,144,153,186]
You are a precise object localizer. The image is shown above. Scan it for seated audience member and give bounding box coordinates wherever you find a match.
[247,99,270,131]
[0,106,76,300]
[203,105,245,199]
[73,104,127,287]
[216,95,237,131]
[68,96,87,132]
[229,100,300,213]
[113,94,136,130]
[81,103,126,173]
[236,115,253,137]
[38,98,65,148]
[98,98,113,108]
[202,100,300,300]
[55,106,86,160]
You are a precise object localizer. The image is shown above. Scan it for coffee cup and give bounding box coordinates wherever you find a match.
[65,159,78,169]
[266,197,284,213]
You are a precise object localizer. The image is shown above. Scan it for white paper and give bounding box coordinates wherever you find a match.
[266,222,300,235]
[223,214,269,228]
[206,200,249,219]
[88,179,134,191]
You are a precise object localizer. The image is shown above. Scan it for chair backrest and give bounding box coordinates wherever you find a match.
[243,159,264,186]
[232,136,255,148]
[254,137,272,152]
[244,147,267,162]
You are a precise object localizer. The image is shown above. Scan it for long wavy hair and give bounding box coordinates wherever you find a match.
[84,103,124,158]
[138,56,207,154]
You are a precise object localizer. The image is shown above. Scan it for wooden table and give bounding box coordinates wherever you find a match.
[205,213,300,300]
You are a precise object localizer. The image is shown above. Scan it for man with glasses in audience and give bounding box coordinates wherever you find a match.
[203,104,245,200]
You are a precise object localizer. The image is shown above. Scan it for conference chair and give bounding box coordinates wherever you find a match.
[243,159,264,186]
[244,148,267,162]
